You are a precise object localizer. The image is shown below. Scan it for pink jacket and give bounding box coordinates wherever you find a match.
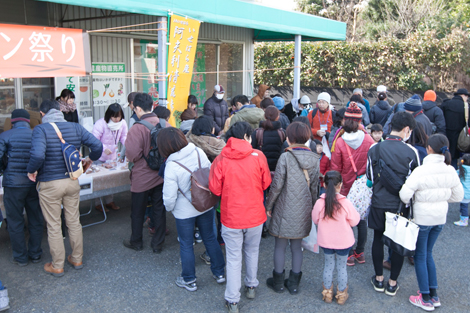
[92,118,128,162]
[312,194,360,249]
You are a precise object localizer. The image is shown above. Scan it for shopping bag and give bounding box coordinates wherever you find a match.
[382,202,419,257]
[347,175,372,220]
[301,222,319,253]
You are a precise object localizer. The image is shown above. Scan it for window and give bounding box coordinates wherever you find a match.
[134,39,159,106]
[22,78,54,112]
[0,78,15,132]
[219,43,244,103]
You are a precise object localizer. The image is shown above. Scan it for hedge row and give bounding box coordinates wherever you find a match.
[254,29,470,92]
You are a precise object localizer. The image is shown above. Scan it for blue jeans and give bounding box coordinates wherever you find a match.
[460,202,469,217]
[322,247,351,256]
[414,224,443,294]
[175,209,225,282]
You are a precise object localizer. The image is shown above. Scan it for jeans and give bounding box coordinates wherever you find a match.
[4,186,44,263]
[175,209,225,282]
[414,224,443,294]
[460,202,469,217]
[0,280,3,290]
[130,184,166,250]
[322,247,351,256]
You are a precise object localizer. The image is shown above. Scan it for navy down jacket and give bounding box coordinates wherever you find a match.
[0,121,35,187]
[27,122,103,182]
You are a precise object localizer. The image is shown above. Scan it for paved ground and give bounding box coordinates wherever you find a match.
[0,192,469,313]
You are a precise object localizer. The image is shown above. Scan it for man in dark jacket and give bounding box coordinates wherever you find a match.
[27,100,102,277]
[367,111,420,296]
[440,88,470,165]
[0,110,44,266]
[404,94,433,136]
[422,90,446,134]
[203,85,229,135]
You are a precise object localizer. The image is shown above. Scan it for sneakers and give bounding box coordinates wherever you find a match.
[225,301,239,313]
[371,276,385,292]
[354,251,365,263]
[194,228,202,243]
[245,286,256,299]
[200,251,211,265]
[10,258,28,267]
[409,294,435,311]
[29,255,42,264]
[213,274,226,284]
[175,276,197,292]
[347,254,355,266]
[0,288,10,312]
[385,282,399,296]
[417,290,441,307]
[454,216,469,226]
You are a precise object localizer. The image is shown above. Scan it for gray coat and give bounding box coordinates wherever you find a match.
[266,148,320,239]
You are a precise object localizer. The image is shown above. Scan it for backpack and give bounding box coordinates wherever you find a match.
[135,119,166,171]
[50,123,83,180]
[255,128,286,148]
[173,149,220,212]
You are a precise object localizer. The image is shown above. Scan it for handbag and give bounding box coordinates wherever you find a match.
[458,101,470,152]
[50,123,83,180]
[345,144,372,219]
[301,222,319,253]
[382,201,420,257]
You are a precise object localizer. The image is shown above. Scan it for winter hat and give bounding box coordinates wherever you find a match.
[180,108,197,121]
[423,90,437,102]
[377,85,387,92]
[404,94,422,112]
[344,102,362,122]
[273,96,285,110]
[123,92,139,108]
[214,85,225,93]
[317,92,331,105]
[11,109,30,124]
[300,95,311,105]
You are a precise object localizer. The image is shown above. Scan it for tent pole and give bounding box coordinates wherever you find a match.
[293,34,301,100]
[157,16,168,107]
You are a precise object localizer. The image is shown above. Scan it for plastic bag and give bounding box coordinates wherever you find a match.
[301,222,319,253]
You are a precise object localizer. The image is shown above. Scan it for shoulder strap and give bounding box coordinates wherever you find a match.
[344,143,358,177]
[309,108,318,128]
[136,120,154,131]
[465,101,469,128]
[287,150,310,185]
[277,129,286,142]
[50,123,65,144]
[256,128,264,148]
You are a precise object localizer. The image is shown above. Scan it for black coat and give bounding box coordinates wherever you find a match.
[63,110,79,123]
[203,94,229,134]
[422,100,446,134]
[251,121,286,172]
[366,136,420,230]
[440,95,468,159]
[370,100,391,126]
[0,121,35,187]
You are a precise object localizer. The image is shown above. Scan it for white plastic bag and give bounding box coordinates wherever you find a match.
[301,222,319,253]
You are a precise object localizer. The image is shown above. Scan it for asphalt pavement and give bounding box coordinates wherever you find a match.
[0,192,469,313]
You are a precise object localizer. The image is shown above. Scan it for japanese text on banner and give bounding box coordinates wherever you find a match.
[166,14,200,126]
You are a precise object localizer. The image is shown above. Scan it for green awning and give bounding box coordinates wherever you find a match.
[37,0,346,41]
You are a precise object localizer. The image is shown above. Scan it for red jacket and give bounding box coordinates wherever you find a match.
[331,131,374,196]
[308,109,334,141]
[319,153,330,187]
[209,137,271,229]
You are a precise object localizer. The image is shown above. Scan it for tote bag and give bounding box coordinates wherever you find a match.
[382,202,419,257]
[345,144,372,219]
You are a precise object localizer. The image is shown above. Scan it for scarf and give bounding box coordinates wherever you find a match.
[59,99,76,114]
[42,109,67,123]
[108,120,123,131]
[186,132,225,161]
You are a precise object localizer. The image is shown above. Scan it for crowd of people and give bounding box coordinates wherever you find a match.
[0,83,469,312]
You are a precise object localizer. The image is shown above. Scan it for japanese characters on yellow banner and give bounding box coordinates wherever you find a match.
[167,14,200,126]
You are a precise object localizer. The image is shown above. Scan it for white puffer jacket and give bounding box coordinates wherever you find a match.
[400,154,464,226]
[163,143,211,219]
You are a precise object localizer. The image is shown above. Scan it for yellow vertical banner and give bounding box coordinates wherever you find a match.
[167,14,201,126]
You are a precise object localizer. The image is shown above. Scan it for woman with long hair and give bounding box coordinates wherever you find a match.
[56,89,78,123]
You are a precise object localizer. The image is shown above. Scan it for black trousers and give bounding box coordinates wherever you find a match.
[4,186,44,263]
[349,219,368,255]
[130,184,166,250]
[372,229,405,281]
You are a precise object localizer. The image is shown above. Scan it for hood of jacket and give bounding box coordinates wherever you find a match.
[376,100,391,111]
[342,130,365,150]
[167,142,196,162]
[235,106,265,124]
[239,104,257,111]
[257,84,270,98]
[422,153,445,165]
[422,100,437,111]
[180,119,195,132]
[285,147,319,170]
[222,137,254,160]
[187,131,225,159]
[41,109,67,123]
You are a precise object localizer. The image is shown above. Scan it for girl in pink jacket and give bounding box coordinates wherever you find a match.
[312,170,360,305]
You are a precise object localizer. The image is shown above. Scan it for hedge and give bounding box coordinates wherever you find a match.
[254,29,470,92]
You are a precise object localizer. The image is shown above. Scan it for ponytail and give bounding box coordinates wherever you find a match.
[323,171,343,220]
[428,134,451,165]
[459,154,470,180]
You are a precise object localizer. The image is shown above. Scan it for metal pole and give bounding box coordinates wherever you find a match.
[157,16,167,107]
[293,34,301,100]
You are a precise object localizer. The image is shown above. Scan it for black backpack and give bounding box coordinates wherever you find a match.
[135,119,166,171]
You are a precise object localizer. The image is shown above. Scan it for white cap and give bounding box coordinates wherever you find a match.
[300,95,311,105]
[317,92,331,105]
[377,85,387,92]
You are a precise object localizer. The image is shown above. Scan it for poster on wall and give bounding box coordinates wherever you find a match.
[166,14,201,126]
[190,44,206,109]
[92,63,126,107]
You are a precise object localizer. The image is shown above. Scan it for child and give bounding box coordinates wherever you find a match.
[400,134,463,311]
[370,123,383,143]
[313,139,330,195]
[312,171,360,305]
[455,154,470,226]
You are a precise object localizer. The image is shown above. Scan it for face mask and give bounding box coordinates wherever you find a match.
[404,130,412,142]
[108,120,123,131]
[216,93,224,100]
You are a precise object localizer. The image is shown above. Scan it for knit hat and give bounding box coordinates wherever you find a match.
[404,94,422,112]
[344,102,362,122]
[273,96,285,110]
[180,108,197,121]
[300,95,311,105]
[377,85,387,92]
[11,109,30,124]
[317,92,331,105]
[214,85,225,93]
[423,90,436,102]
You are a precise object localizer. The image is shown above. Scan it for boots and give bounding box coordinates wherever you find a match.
[266,270,285,293]
[321,284,334,303]
[284,270,302,295]
[0,288,10,312]
[335,286,349,305]
[454,216,468,226]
